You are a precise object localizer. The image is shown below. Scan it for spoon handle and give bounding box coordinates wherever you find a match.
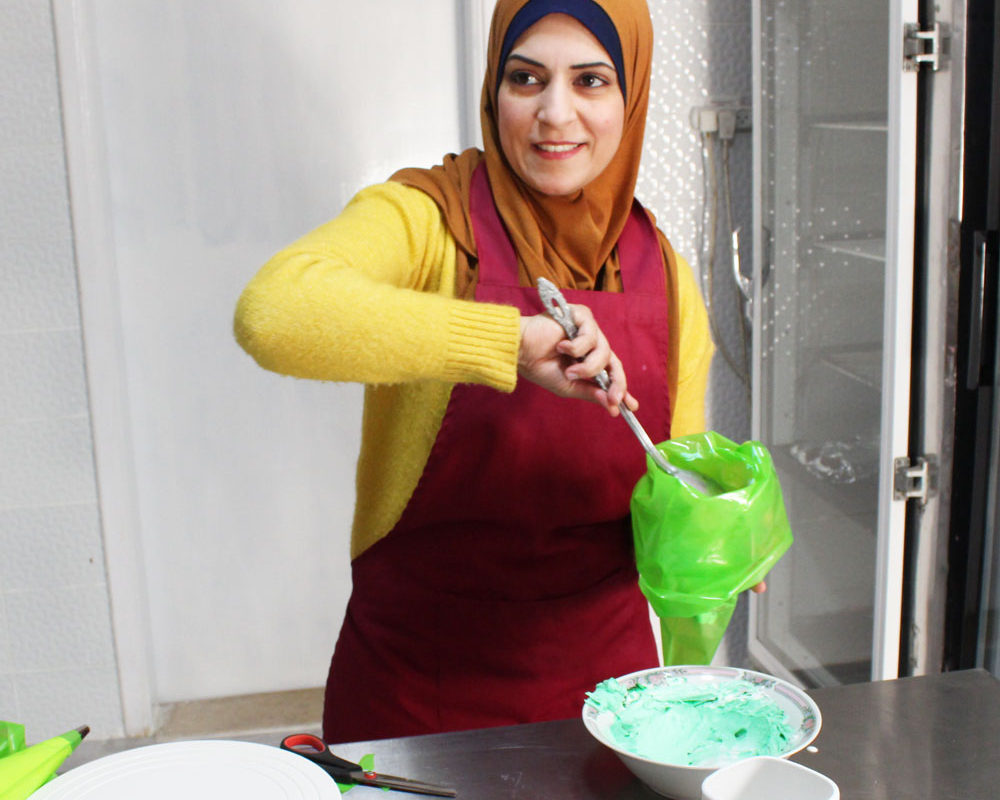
[536,278,715,494]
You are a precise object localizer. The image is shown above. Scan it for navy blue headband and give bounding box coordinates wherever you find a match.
[496,0,626,101]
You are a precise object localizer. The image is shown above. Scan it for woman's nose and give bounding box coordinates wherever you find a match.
[537,82,576,128]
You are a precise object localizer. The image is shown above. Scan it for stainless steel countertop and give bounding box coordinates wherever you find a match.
[328,669,1000,799]
[62,669,1000,798]
[800,669,1000,799]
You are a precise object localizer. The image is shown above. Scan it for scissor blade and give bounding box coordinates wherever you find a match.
[356,771,458,797]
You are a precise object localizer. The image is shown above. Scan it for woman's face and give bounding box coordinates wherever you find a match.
[496,13,625,198]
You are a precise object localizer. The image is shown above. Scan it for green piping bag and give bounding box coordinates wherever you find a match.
[631,431,792,664]
[0,725,89,800]
[0,722,26,761]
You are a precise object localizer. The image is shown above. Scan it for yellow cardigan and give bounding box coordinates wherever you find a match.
[234,181,713,558]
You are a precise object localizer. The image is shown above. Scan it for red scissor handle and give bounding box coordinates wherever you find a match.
[282,733,325,752]
[280,733,361,773]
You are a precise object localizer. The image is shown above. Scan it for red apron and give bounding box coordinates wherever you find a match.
[323,165,672,743]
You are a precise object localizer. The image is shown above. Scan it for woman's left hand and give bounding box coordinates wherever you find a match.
[518,304,637,416]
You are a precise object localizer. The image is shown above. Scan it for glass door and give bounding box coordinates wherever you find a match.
[749,0,919,686]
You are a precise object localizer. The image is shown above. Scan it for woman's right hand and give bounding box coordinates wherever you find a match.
[517,304,637,417]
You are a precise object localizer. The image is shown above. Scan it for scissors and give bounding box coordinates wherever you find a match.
[280,733,457,797]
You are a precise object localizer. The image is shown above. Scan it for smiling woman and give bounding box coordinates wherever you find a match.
[233,0,715,745]
[496,14,625,197]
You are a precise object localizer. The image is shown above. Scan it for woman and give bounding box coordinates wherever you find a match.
[234,0,712,743]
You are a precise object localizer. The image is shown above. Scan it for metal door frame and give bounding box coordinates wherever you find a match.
[748,0,921,684]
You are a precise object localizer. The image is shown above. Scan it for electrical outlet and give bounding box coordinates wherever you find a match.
[690,103,752,135]
[733,106,752,132]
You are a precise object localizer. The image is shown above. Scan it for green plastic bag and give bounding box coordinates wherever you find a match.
[630,431,793,664]
[0,722,26,760]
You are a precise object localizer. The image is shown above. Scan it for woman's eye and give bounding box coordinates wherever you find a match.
[577,73,612,89]
[507,70,540,87]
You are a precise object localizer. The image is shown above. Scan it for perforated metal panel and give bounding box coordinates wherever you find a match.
[637,1,753,443]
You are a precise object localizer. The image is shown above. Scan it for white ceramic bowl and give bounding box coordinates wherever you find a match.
[582,666,822,800]
[701,756,839,800]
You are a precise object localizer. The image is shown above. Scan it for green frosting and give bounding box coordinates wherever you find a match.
[586,676,793,767]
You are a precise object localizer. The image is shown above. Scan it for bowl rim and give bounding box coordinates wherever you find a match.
[701,754,839,793]
[581,664,823,772]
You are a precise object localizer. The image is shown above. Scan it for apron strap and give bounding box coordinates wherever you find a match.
[616,204,667,296]
[470,163,519,286]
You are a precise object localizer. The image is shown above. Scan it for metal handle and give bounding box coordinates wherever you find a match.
[535,278,717,494]
[731,228,753,327]
[966,231,990,390]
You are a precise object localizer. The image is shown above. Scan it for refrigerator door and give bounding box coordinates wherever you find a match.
[978,284,1000,675]
[961,1,1000,676]
[749,0,919,685]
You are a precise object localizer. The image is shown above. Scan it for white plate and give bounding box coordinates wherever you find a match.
[31,740,341,800]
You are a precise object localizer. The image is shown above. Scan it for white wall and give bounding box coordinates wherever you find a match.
[2,0,753,741]
[0,0,124,740]
[67,0,464,710]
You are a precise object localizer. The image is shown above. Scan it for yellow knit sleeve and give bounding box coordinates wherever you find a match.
[670,254,713,437]
[234,182,521,392]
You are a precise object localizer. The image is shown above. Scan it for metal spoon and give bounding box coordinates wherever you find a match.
[536,278,717,495]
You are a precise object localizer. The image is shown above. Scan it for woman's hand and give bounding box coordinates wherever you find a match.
[517,304,637,416]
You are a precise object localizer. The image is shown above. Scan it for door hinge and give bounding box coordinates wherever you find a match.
[893,455,939,504]
[904,22,949,72]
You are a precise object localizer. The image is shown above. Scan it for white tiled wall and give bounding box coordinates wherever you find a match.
[0,0,124,740]
[1,0,753,742]
[638,0,754,445]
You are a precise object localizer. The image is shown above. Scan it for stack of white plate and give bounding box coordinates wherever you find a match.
[32,740,341,799]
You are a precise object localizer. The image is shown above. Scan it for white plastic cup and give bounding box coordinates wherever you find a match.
[701,756,839,800]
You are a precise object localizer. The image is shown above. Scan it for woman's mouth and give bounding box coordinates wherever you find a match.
[533,142,584,159]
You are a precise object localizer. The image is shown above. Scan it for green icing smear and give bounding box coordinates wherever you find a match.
[586,675,794,767]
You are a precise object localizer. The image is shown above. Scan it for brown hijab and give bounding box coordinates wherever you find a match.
[392,0,673,301]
